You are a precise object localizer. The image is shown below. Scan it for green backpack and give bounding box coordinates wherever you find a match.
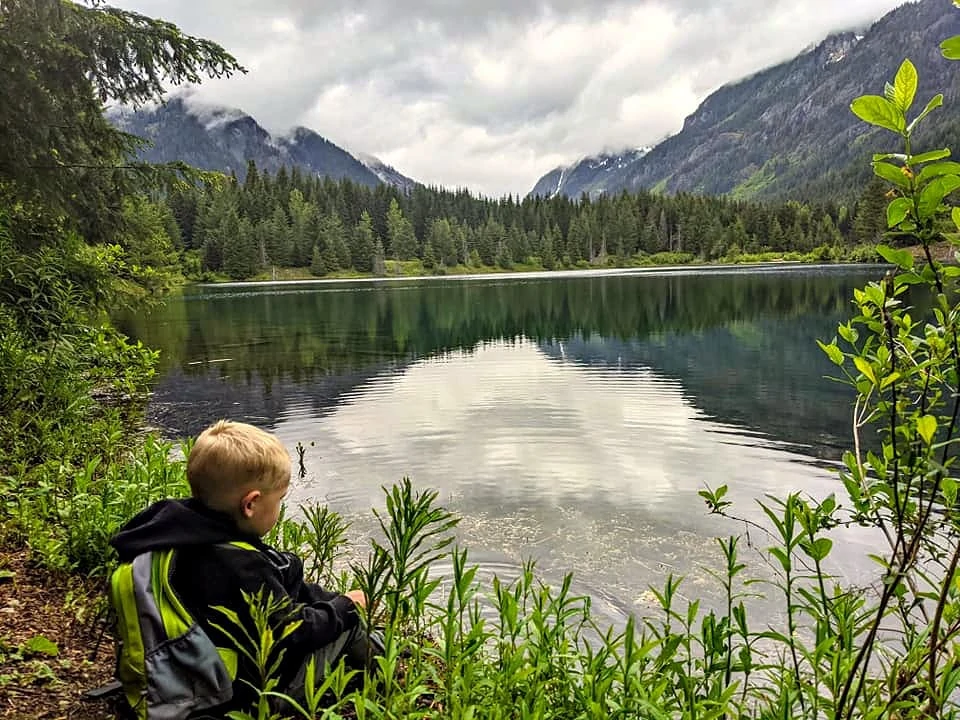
[109,544,251,719]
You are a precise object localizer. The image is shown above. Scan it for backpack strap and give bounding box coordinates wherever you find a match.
[228,541,258,551]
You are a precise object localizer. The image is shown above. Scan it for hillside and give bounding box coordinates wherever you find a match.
[530,0,960,201]
[110,96,418,189]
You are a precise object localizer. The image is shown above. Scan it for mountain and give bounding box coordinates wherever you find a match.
[109,96,418,189]
[356,153,418,193]
[530,0,960,201]
[529,148,650,199]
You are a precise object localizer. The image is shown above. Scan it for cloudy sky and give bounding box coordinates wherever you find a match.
[112,0,904,197]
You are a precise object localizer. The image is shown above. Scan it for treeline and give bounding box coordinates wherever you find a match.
[121,271,865,381]
[161,160,890,280]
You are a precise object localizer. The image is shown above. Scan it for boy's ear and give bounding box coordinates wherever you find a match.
[240,489,262,518]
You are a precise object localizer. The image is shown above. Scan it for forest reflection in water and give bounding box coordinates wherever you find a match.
[119,265,888,624]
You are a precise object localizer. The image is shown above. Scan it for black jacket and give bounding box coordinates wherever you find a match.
[110,498,358,712]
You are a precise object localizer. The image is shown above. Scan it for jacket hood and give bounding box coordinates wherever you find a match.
[110,498,259,562]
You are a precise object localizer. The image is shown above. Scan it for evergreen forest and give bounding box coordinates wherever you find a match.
[159,162,891,281]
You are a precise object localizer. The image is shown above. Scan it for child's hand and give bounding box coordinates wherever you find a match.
[345,589,367,609]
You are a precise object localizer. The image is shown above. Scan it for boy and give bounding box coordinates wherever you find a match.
[111,420,371,716]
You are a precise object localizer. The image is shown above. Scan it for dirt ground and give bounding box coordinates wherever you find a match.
[914,240,958,263]
[0,548,119,720]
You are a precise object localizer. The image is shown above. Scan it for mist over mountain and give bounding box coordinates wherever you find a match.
[110,96,418,189]
[530,0,960,201]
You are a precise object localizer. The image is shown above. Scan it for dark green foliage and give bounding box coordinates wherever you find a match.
[0,0,241,243]
[387,199,418,260]
[352,211,377,272]
[165,160,872,280]
[309,245,325,277]
[0,0,238,551]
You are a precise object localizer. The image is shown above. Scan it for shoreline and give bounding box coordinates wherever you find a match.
[197,260,889,289]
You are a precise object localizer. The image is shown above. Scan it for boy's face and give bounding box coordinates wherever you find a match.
[237,479,290,537]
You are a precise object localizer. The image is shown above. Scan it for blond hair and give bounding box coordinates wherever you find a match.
[187,420,291,508]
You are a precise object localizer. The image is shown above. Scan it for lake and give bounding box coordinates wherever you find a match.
[118,264,888,626]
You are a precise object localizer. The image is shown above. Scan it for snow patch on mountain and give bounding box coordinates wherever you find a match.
[178,94,249,130]
[356,152,418,191]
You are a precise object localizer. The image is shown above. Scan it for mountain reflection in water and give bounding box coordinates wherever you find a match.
[119,266,887,626]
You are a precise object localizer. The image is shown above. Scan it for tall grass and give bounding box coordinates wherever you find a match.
[1,435,188,576]
[223,475,960,719]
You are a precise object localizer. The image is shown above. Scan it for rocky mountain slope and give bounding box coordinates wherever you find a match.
[110,96,418,189]
[530,0,960,201]
[529,148,650,199]
[356,153,418,193]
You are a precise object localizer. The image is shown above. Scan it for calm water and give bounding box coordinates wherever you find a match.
[119,265,889,625]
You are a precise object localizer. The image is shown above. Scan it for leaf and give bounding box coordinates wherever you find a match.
[837,324,858,344]
[884,81,897,104]
[895,272,925,286]
[817,339,844,366]
[919,161,960,184]
[877,243,914,268]
[23,636,58,658]
[873,161,911,189]
[942,35,960,60]
[918,175,960,217]
[808,538,833,562]
[851,95,906,134]
[884,200,914,230]
[943,477,958,506]
[909,149,951,165]
[768,546,791,573]
[881,372,901,389]
[908,94,945,134]
[953,207,960,232]
[917,415,937,445]
[853,356,877,385]
[893,59,918,113]
[0,570,13,583]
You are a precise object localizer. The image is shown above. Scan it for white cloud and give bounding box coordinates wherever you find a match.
[110,0,906,196]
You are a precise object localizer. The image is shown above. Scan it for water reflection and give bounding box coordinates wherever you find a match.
[119,266,888,626]
[274,338,879,627]
[291,340,822,508]
[120,266,881,458]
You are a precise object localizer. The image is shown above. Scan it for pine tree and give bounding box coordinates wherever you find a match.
[333,233,351,271]
[223,215,258,279]
[567,215,585,263]
[769,217,785,250]
[168,189,199,249]
[726,217,749,256]
[289,189,315,267]
[310,245,326,277]
[316,213,346,271]
[495,243,513,269]
[352,211,377,273]
[816,214,843,247]
[372,239,386,276]
[386,199,418,260]
[853,177,889,246]
[478,218,502,266]
[541,228,557,270]
[507,224,525,265]
[423,240,437,269]
[265,206,292,267]
[428,218,456,267]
